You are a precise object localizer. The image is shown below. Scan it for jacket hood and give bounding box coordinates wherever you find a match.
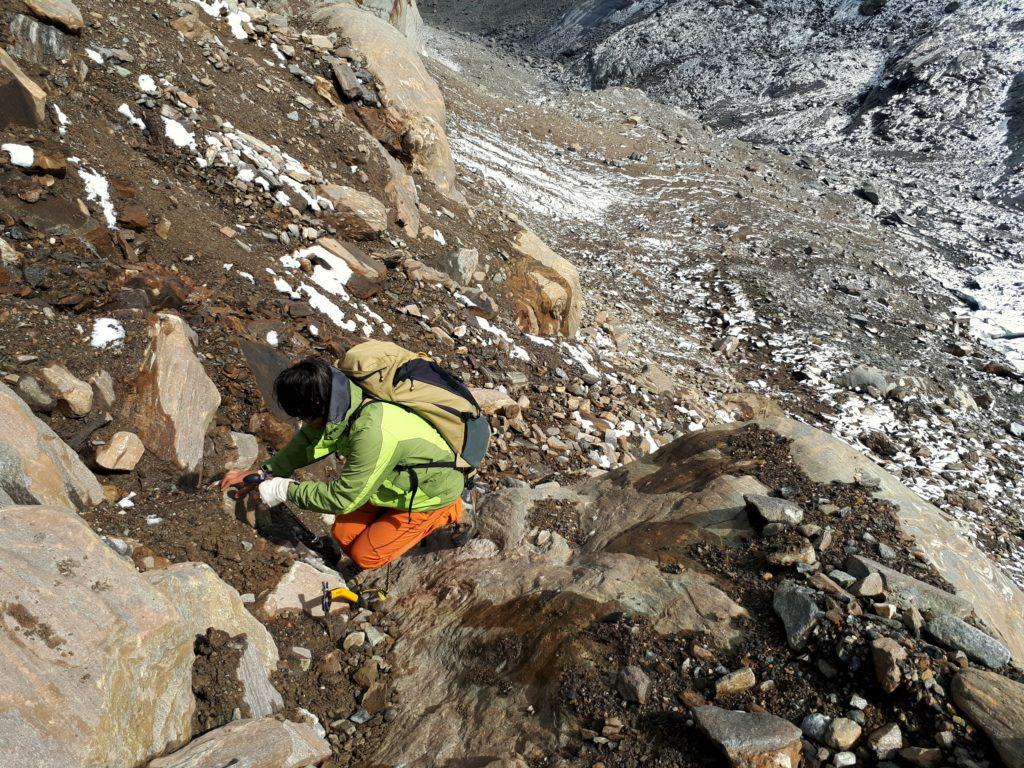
[326,367,361,426]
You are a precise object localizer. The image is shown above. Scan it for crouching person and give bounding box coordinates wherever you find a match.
[221,358,465,570]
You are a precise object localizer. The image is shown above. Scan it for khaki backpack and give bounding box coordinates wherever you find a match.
[338,341,490,478]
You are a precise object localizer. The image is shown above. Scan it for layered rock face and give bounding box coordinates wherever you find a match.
[508,227,583,336]
[0,505,280,768]
[134,313,221,485]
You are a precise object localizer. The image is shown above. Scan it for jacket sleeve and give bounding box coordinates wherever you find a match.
[262,424,324,478]
[286,406,400,515]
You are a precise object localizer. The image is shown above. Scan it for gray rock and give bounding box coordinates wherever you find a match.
[850,572,884,597]
[926,615,1010,668]
[694,706,803,768]
[147,718,330,768]
[745,494,804,526]
[868,723,903,760]
[844,555,972,619]
[15,375,54,413]
[616,664,650,704]
[237,640,284,718]
[773,580,822,650]
[841,364,892,394]
[801,712,829,743]
[441,247,479,284]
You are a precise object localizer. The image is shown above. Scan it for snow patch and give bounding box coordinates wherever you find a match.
[77,167,117,228]
[2,143,33,168]
[90,318,125,349]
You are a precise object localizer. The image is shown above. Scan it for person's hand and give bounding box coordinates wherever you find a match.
[258,477,295,507]
[220,468,262,497]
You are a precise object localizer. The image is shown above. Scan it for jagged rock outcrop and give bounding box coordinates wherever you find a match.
[0,47,46,128]
[507,227,583,336]
[344,414,1024,765]
[146,717,331,768]
[0,381,103,508]
[21,0,84,34]
[314,7,457,197]
[134,313,221,485]
[0,505,280,768]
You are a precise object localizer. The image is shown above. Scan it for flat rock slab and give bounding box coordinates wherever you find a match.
[147,718,331,768]
[926,614,1010,669]
[21,0,83,33]
[262,561,348,618]
[745,494,803,526]
[0,381,102,508]
[694,706,803,768]
[952,669,1024,768]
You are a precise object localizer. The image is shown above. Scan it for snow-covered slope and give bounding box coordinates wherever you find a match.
[540,0,1024,207]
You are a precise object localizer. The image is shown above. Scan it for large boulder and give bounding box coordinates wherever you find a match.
[951,669,1024,768]
[0,47,46,129]
[147,718,331,768]
[0,505,279,768]
[507,227,583,336]
[313,0,422,46]
[20,0,84,34]
[315,7,456,197]
[134,313,221,485]
[317,184,388,239]
[0,381,103,508]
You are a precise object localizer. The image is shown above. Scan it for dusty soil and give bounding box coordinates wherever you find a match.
[528,496,585,547]
[191,627,248,734]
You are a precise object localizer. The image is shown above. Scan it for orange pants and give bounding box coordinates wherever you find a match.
[331,498,463,570]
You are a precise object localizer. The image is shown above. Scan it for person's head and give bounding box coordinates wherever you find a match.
[274,358,333,424]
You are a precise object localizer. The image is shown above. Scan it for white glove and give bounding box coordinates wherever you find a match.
[258,477,295,507]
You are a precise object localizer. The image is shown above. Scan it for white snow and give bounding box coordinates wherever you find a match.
[85,48,104,64]
[90,318,125,349]
[2,143,33,168]
[118,103,146,130]
[77,167,117,228]
[301,283,356,332]
[163,117,197,150]
[266,330,279,346]
[188,0,251,39]
[117,492,136,509]
[137,74,157,94]
[52,104,69,135]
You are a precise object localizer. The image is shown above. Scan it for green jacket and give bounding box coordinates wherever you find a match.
[263,375,465,516]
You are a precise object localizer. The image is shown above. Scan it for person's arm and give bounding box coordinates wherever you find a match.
[262,423,325,478]
[286,406,400,516]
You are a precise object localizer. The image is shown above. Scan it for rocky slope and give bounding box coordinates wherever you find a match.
[2,0,1024,766]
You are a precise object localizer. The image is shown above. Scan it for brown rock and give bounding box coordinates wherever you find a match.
[134,313,221,485]
[168,12,214,43]
[0,48,47,129]
[95,431,145,471]
[715,667,756,697]
[118,204,150,231]
[871,636,906,693]
[38,362,92,416]
[318,184,387,239]
[899,747,943,768]
[507,227,582,336]
[471,387,517,416]
[261,561,347,618]
[362,681,388,713]
[952,669,1024,768]
[353,659,379,689]
[313,7,457,197]
[20,0,83,34]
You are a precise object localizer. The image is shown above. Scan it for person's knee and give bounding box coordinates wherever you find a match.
[331,522,362,550]
[348,541,390,570]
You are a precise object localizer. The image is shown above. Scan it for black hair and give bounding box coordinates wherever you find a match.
[273,358,332,420]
